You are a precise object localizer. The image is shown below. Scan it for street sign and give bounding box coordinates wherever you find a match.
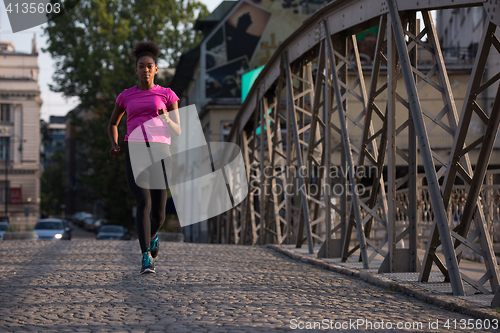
[9,188,22,204]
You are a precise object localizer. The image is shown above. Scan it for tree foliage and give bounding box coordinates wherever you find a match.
[41,149,65,216]
[40,119,53,165]
[68,108,137,227]
[43,0,208,225]
[45,0,208,107]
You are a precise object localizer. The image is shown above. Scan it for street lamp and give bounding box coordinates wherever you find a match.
[4,143,7,222]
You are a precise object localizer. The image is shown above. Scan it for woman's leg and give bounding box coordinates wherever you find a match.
[150,188,168,235]
[150,152,172,236]
[125,150,152,253]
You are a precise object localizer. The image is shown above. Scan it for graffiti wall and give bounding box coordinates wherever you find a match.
[205,0,325,99]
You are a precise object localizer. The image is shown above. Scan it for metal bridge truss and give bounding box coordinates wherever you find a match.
[216,0,500,303]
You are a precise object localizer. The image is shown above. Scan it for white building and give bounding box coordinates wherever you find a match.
[436,6,500,150]
[0,38,41,228]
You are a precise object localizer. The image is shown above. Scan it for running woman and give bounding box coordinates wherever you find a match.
[108,41,181,274]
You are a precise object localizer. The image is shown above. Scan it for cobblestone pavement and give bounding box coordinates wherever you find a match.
[0,241,498,332]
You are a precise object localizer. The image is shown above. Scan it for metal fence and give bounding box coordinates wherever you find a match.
[339,171,500,249]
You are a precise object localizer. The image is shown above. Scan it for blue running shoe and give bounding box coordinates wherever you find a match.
[150,233,159,258]
[140,250,155,275]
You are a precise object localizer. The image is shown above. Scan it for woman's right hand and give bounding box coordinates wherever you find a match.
[110,144,120,157]
[108,102,125,158]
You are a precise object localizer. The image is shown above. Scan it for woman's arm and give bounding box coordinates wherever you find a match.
[108,103,126,157]
[159,101,181,137]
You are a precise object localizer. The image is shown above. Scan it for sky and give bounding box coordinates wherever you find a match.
[0,0,224,122]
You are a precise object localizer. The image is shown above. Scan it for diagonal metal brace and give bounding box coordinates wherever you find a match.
[387,0,464,295]
[283,51,314,254]
[323,20,369,268]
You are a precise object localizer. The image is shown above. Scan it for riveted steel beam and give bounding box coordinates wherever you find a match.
[420,18,500,296]
[284,51,314,254]
[323,20,369,267]
[388,0,464,295]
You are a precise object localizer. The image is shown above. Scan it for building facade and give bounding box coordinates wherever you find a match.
[0,39,42,228]
[172,0,327,142]
[42,115,66,165]
[437,6,500,156]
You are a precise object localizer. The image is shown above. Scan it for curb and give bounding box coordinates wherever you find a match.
[266,244,500,321]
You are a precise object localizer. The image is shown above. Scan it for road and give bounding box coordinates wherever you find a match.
[0,241,497,332]
[68,221,97,240]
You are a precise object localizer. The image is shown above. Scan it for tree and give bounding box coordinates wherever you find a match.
[40,119,53,165]
[45,0,208,107]
[41,149,65,216]
[43,0,208,226]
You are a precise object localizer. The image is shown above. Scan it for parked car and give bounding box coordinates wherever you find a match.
[0,221,9,240]
[34,219,71,240]
[71,212,92,227]
[93,218,108,233]
[62,219,72,235]
[96,225,131,240]
[82,216,97,232]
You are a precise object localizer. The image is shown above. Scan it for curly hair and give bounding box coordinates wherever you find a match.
[132,41,160,66]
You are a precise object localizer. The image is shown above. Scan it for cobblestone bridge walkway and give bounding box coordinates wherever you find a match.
[0,241,497,332]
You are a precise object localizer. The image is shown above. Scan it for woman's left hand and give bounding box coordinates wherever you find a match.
[158,108,170,124]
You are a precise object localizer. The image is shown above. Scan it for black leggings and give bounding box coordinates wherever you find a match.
[125,149,169,253]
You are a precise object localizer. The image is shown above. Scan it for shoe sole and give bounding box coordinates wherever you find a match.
[140,268,156,275]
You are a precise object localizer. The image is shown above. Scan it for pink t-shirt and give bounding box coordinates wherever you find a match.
[116,85,180,143]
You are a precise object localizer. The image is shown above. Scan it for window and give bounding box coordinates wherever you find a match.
[0,137,9,160]
[450,18,455,40]
[0,104,11,123]
[0,181,8,204]
[472,7,484,30]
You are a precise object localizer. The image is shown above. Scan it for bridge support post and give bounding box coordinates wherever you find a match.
[388,0,464,295]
